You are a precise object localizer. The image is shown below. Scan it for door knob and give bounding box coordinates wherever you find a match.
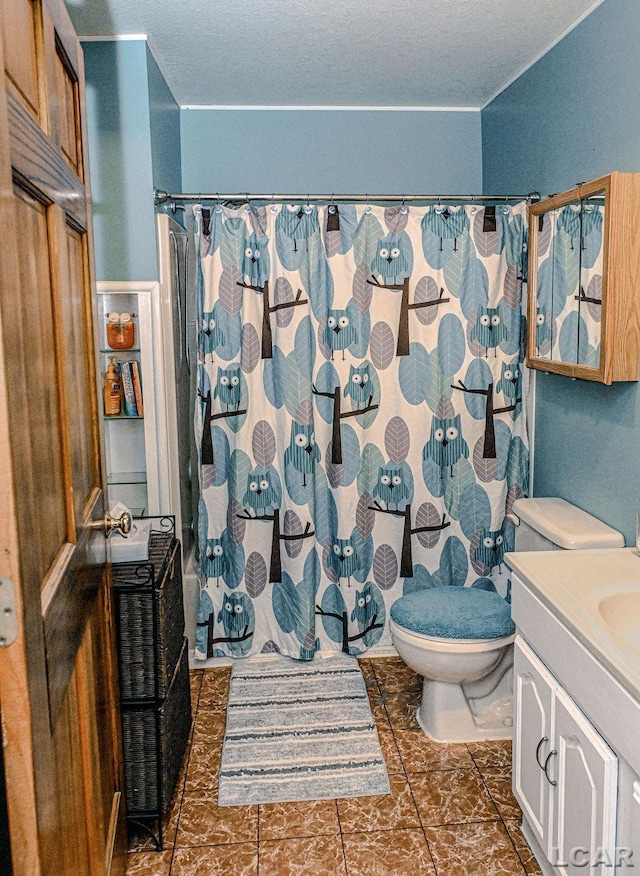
[89,510,133,537]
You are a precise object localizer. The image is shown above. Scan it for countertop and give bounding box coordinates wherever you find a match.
[505,547,640,702]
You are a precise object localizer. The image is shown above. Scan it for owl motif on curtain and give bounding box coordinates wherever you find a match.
[474,527,507,571]
[202,537,228,584]
[284,421,320,486]
[370,236,410,285]
[213,364,242,410]
[343,364,371,409]
[199,311,224,362]
[242,234,269,288]
[242,468,279,516]
[328,536,360,585]
[350,582,376,631]
[496,360,522,400]
[322,309,357,360]
[423,414,469,476]
[217,592,251,634]
[372,465,410,510]
[470,306,507,356]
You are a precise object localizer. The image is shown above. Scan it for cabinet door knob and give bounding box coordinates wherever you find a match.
[543,749,558,786]
[535,735,549,769]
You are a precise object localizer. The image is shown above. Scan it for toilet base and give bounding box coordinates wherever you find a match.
[417,678,513,743]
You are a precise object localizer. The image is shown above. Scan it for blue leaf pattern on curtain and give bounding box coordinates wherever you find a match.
[193,202,529,660]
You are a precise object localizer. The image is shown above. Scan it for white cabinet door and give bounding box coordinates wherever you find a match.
[551,686,618,875]
[626,778,640,871]
[513,636,555,850]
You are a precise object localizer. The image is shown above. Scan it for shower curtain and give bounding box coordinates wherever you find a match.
[193,201,529,661]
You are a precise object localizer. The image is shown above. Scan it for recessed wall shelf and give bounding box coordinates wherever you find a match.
[97,282,166,517]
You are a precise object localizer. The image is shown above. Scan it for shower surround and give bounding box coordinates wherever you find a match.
[193,201,529,661]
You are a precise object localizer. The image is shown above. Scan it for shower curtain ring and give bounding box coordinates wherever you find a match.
[470,193,478,215]
[304,194,313,214]
[435,195,444,215]
[244,192,251,213]
[215,193,223,214]
[328,194,337,215]
[364,193,371,214]
[270,193,278,214]
[400,194,408,215]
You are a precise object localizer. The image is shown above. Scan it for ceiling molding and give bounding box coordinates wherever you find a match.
[480,0,607,110]
[181,105,482,113]
[80,33,148,40]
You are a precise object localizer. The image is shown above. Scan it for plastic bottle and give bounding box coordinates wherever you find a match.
[104,356,121,416]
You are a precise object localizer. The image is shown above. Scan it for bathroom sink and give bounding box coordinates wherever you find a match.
[598,590,640,650]
[505,547,640,700]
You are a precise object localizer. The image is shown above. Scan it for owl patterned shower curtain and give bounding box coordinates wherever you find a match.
[193,201,529,661]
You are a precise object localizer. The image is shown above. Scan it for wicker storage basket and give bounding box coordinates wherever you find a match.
[121,639,191,814]
[113,532,184,699]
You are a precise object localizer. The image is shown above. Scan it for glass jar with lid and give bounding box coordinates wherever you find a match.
[106,311,136,350]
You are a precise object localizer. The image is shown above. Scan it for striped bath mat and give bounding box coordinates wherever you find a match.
[217,653,390,806]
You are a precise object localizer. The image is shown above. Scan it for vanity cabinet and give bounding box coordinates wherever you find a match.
[527,172,640,383]
[514,637,618,872]
[509,558,640,876]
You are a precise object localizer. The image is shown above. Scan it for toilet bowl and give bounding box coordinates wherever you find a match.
[389,498,625,743]
[390,588,515,742]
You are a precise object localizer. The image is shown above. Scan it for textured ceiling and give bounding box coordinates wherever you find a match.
[66,0,604,108]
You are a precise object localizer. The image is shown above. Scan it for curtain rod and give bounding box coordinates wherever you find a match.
[154,188,540,207]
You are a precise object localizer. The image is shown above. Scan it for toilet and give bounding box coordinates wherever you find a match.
[389,498,624,742]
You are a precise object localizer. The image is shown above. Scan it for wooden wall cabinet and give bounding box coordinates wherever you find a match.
[527,173,640,383]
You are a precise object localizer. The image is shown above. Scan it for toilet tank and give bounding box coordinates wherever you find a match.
[511,498,624,551]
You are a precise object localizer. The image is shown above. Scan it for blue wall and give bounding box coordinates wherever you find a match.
[482,0,640,544]
[84,41,157,281]
[147,47,182,195]
[181,109,483,195]
[84,41,182,281]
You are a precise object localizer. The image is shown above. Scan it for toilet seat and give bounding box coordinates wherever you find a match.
[390,588,515,642]
[389,617,515,654]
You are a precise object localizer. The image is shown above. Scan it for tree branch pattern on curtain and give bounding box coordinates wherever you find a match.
[193,202,529,661]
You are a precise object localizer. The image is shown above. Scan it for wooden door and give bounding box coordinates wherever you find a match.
[513,636,555,852]
[0,1,125,874]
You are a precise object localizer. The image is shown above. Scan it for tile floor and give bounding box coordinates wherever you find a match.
[126,657,541,875]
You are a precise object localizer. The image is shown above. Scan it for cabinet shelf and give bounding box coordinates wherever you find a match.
[99,347,141,354]
[108,471,147,485]
[104,414,144,421]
